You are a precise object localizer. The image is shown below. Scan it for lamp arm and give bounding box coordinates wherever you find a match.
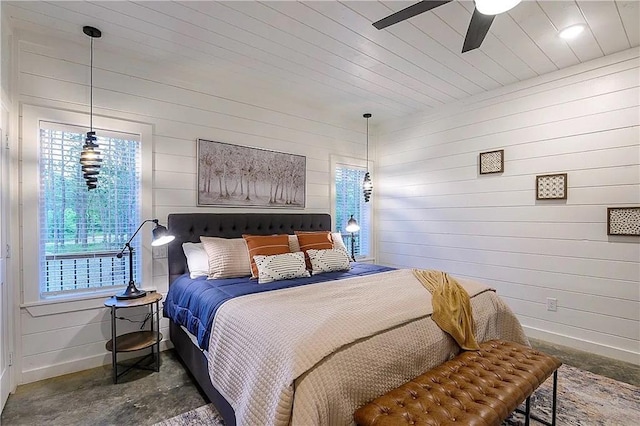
[116,219,158,258]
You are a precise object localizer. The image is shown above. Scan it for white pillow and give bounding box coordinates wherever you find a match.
[200,236,252,279]
[288,234,301,252]
[182,242,209,279]
[253,251,310,284]
[331,232,348,253]
[306,248,351,274]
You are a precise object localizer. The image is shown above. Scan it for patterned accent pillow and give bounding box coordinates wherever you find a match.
[306,248,351,275]
[200,237,252,279]
[253,252,310,284]
[242,234,291,278]
[294,231,334,268]
[182,242,209,279]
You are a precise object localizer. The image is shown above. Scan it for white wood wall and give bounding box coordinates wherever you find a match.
[12,31,366,383]
[10,29,640,384]
[376,48,640,364]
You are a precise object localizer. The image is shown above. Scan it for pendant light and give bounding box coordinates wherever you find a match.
[362,113,373,203]
[79,26,102,190]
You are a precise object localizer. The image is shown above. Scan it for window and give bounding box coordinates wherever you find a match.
[22,106,152,304]
[39,124,141,296]
[334,163,371,258]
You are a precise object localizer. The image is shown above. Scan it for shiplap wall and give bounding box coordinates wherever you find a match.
[13,31,366,383]
[377,48,640,364]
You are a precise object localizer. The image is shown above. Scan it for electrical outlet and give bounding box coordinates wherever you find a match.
[547,297,557,312]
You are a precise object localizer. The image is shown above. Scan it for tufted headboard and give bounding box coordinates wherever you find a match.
[167,213,331,285]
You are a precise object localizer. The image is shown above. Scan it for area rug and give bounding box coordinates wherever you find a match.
[155,364,640,425]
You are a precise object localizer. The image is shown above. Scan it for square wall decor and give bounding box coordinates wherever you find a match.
[479,149,504,175]
[536,173,567,200]
[607,207,640,236]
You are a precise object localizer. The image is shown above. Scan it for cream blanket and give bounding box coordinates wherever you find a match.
[206,269,527,426]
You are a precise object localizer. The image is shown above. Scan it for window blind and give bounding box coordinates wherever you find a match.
[39,124,141,295]
[335,164,371,257]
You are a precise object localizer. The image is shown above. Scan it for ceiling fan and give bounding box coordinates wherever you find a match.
[372,0,522,53]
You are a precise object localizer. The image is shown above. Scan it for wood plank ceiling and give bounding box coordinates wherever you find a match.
[5,1,639,118]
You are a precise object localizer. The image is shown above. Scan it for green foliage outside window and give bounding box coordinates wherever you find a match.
[335,165,370,258]
[39,128,140,293]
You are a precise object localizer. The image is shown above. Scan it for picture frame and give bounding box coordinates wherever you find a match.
[197,139,306,208]
[536,173,568,200]
[607,207,640,236]
[479,149,504,175]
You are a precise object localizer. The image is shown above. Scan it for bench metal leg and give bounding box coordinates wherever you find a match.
[551,369,558,426]
[516,369,559,426]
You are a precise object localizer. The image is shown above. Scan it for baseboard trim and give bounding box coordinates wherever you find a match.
[21,327,639,384]
[1,366,10,412]
[524,325,639,365]
[21,340,174,384]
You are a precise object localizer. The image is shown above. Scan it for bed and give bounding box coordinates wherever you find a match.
[164,212,528,426]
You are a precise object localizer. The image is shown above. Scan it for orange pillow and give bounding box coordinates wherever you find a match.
[294,231,334,268]
[242,234,291,278]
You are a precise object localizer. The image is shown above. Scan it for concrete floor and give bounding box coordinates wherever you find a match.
[0,350,208,426]
[1,339,638,425]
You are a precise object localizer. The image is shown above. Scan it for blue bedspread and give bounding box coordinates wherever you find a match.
[163,263,395,350]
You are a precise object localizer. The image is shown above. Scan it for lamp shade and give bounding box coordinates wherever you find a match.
[346,215,360,233]
[152,224,175,246]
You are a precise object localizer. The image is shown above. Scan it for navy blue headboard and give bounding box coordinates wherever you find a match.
[167,213,331,285]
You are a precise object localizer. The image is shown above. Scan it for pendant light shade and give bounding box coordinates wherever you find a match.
[362,113,373,203]
[80,26,102,190]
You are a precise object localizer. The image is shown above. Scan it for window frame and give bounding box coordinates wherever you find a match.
[22,105,152,305]
[330,154,374,261]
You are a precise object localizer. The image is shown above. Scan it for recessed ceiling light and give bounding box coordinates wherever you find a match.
[559,24,585,40]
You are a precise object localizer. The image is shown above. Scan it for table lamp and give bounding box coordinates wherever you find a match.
[345,215,360,262]
[115,219,175,299]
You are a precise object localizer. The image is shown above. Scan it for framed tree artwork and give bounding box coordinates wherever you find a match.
[197,139,306,208]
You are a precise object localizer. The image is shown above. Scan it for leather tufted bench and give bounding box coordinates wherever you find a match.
[354,340,562,426]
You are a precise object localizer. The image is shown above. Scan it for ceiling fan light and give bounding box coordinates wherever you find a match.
[475,0,521,15]
[559,24,585,40]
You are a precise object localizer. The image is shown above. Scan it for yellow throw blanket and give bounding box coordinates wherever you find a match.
[412,269,480,350]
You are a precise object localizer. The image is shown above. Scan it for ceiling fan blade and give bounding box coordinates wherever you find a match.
[461,7,495,53]
[373,0,451,30]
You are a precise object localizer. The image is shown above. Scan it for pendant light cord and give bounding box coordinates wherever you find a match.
[366,116,369,172]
